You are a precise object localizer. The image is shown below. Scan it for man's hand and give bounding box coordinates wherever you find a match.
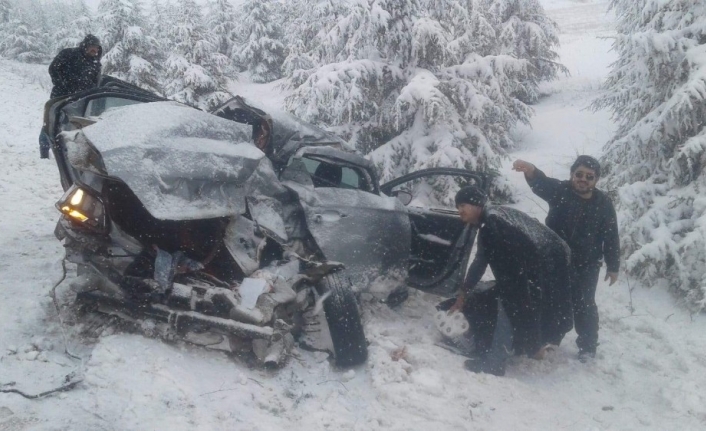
[449,294,465,313]
[512,159,537,179]
[605,271,618,286]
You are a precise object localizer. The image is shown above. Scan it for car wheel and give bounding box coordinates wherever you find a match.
[317,271,368,367]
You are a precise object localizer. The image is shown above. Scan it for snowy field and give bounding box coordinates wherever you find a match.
[1,1,705,430]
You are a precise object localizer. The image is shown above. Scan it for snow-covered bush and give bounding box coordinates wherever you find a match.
[284,0,555,203]
[593,0,706,311]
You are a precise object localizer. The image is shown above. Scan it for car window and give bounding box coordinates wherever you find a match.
[392,174,482,209]
[85,97,144,117]
[302,157,365,190]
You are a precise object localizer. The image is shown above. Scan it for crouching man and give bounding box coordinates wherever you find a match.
[449,186,573,376]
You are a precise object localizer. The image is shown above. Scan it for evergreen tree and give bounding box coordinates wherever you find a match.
[593,0,706,311]
[162,0,231,109]
[285,0,541,203]
[205,0,239,75]
[0,0,51,62]
[482,0,566,103]
[97,0,162,92]
[281,0,346,77]
[234,0,286,83]
[0,0,11,24]
[53,0,94,54]
[0,19,50,63]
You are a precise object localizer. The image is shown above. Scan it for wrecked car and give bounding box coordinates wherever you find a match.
[45,76,490,368]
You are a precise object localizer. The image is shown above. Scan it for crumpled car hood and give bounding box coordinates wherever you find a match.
[67,101,286,220]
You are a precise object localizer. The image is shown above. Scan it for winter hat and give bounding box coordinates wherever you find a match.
[454,186,487,207]
[81,34,101,49]
[571,155,601,178]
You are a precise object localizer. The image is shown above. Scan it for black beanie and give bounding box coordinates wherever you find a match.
[82,34,101,48]
[571,155,601,178]
[454,186,487,207]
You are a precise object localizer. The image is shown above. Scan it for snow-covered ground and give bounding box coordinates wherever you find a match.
[1,1,705,430]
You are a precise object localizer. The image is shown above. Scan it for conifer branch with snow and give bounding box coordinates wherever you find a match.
[593,0,706,311]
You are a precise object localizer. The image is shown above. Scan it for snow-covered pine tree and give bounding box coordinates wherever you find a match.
[96,0,162,92]
[53,0,94,56]
[0,1,51,63]
[205,0,239,75]
[593,0,706,311]
[285,0,415,153]
[148,0,174,55]
[281,0,347,77]
[0,0,11,24]
[161,0,231,109]
[233,0,286,83]
[0,19,50,63]
[482,0,566,103]
[285,0,540,203]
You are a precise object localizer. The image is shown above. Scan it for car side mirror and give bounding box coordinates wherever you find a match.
[392,190,413,206]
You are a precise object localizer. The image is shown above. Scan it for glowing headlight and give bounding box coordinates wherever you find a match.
[55,185,106,231]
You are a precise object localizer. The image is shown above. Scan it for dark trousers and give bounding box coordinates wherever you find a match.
[449,286,511,373]
[465,279,541,357]
[571,264,600,353]
[39,129,51,159]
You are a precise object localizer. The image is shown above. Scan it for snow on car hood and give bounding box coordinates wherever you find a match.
[70,101,286,220]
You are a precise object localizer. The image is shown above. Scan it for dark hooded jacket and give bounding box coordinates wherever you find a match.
[49,35,103,99]
[462,205,573,349]
[526,169,620,272]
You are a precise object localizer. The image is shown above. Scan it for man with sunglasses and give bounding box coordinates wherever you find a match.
[512,156,620,362]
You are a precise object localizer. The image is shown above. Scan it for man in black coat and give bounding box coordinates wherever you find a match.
[449,186,573,376]
[513,156,620,361]
[48,34,102,99]
[40,35,102,158]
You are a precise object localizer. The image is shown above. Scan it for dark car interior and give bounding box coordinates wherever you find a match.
[381,170,488,294]
[301,156,372,191]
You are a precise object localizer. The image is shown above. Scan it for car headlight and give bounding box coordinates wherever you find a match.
[55,185,106,231]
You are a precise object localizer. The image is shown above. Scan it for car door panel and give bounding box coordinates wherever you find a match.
[282,177,411,288]
[381,168,490,295]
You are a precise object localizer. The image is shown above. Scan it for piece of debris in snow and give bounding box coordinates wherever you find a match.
[239,278,270,310]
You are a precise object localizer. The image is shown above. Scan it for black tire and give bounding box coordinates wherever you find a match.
[317,272,368,367]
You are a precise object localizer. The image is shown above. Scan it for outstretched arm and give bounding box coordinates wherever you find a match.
[512,159,537,180]
[514,159,562,203]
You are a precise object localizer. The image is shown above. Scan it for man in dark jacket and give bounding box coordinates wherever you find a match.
[40,35,102,158]
[449,186,573,376]
[513,156,620,361]
[49,34,102,99]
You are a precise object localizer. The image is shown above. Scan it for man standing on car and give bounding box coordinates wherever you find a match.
[449,186,573,376]
[40,35,102,158]
[512,156,620,362]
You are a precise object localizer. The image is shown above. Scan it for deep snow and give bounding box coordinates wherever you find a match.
[1,1,705,430]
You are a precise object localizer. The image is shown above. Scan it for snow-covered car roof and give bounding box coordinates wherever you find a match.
[64,101,286,220]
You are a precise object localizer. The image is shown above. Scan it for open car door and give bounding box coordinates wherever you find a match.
[380,168,491,296]
[279,146,411,288]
